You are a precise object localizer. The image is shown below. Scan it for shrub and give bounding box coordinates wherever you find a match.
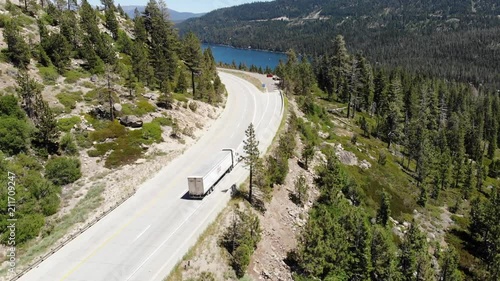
[45,157,82,185]
[378,150,387,166]
[90,120,127,142]
[13,214,45,245]
[0,117,31,155]
[152,116,174,126]
[60,133,78,155]
[80,81,96,89]
[105,140,142,168]
[38,66,59,85]
[64,70,89,84]
[136,99,156,115]
[142,122,162,144]
[233,243,251,278]
[56,91,83,112]
[0,95,25,119]
[57,116,81,132]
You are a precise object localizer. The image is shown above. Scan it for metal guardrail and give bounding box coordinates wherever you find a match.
[9,188,137,281]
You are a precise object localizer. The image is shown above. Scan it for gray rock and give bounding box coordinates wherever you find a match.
[119,115,143,128]
[113,103,122,112]
[90,75,98,82]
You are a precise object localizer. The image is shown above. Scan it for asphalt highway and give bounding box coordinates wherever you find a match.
[18,71,283,281]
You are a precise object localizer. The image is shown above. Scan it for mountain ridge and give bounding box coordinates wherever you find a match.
[178,0,500,89]
[120,5,205,22]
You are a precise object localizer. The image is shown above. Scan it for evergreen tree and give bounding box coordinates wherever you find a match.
[182,32,203,97]
[376,190,391,227]
[105,5,119,40]
[332,35,350,102]
[133,8,148,43]
[383,73,404,148]
[16,71,43,119]
[243,123,260,204]
[293,174,308,206]
[371,225,397,281]
[3,19,31,69]
[301,141,315,171]
[462,161,474,200]
[175,70,188,94]
[440,247,463,281]
[43,33,72,73]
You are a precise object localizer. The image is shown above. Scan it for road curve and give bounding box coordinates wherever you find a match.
[17,71,283,281]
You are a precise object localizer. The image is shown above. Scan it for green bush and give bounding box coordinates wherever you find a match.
[14,214,45,245]
[152,116,174,126]
[40,193,61,216]
[90,121,127,142]
[60,133,78,155]
[45,157,82,185]
[81,81,96,89]
[0,95,25,119]
[0,14,10,28]
[0,117,31,155]
[142,122,162,144]
[64,70,89,84]
[39,66,59,85]
[233,244,252,278]
[489,160,500,178]
[56,91,83,112]
[105,138,142,168]
[57,116,81,132]
[121,99,156,116]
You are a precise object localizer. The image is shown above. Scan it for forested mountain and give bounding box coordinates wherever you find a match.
[120,5,205,22]
[178,0,500,89]
[273,36,500,280]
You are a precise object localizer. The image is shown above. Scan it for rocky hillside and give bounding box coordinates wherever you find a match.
[0,0,224,276]
[178,0,500,89]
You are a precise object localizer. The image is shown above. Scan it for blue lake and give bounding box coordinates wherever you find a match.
[202,43,287,70]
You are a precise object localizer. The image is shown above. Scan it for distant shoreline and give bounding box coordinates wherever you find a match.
[201,42,287,56]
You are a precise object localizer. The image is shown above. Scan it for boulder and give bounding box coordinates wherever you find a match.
[113,103,122,112]
[90,75,98,82]
[119,115,143,128]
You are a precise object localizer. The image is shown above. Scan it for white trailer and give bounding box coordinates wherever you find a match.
[187,148,235,198]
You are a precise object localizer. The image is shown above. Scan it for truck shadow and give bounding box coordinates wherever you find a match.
[180,192,202,200]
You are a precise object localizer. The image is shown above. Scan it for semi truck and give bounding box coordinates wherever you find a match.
[187,148,236,198]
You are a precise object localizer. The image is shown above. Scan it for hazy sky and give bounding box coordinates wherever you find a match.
[94,0,274,13]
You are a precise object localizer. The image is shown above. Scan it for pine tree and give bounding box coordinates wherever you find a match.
[301,141,315,170]
[371,225,397,281]
[43,33,72,73]
[376,190,391,227]
[243,123,260,204]
[332,35,350,103]
[16,71,43,119]
[3,19,31,69]
[33,100,59,152]
[440,247,463,281]
[80,0,100,44]
[105,6,119,40]
[175,70,188,94]
[182,32,203,97]
[383,73,404,148]
[294,174,308,206]
[60,10,80,49]
[462,161,474,199]
[133,9,148,43]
